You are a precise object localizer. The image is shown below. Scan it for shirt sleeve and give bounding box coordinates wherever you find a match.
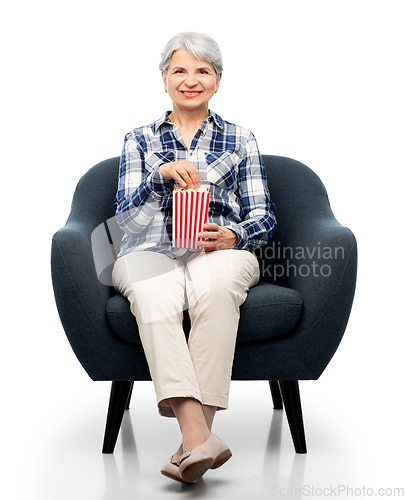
[113,132,175,235]
[228,133,277,251]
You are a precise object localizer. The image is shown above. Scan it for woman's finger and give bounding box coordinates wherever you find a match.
[202,222,219,231]
[172,165,196,188]
[198,230,219,239]
[182,164,201,188]
[171,170,188,187]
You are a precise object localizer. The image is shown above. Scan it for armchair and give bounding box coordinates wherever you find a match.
[51,155,357,455]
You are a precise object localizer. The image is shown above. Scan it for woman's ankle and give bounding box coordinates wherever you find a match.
[167,398,215,453]
[181,419,210,451]
[174,443,183,456]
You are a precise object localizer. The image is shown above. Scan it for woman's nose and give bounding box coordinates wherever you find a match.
[185,74,198,87]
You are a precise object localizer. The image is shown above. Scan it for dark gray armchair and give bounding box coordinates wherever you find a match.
[51,155,357,455]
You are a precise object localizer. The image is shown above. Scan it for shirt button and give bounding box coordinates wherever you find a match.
[189,152,193,156]
[200,131,203,136]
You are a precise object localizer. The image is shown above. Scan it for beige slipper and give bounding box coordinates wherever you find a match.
[160,454,197,484]
[178,433,232,483]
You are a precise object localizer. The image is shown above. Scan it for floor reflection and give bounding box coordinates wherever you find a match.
[102,412,140,500]
[100,406,307,499]
[261,409,307,499]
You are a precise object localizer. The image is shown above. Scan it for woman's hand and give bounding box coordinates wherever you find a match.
[159,161,201,189]
[198,223,238,251]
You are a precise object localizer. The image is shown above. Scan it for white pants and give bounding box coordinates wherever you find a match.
[112,249,260,417]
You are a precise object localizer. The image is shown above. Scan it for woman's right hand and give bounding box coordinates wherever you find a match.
[159,161,201,189]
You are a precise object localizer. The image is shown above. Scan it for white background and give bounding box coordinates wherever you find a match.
[2,0,404,498]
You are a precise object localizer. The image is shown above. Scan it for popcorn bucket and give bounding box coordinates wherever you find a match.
[172,186,210,250]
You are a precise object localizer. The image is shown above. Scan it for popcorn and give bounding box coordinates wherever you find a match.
[172,186,210,250]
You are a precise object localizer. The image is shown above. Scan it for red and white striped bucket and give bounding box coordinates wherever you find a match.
[172,187,210,249]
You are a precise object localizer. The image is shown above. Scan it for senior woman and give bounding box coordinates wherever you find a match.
[112,32,276,484]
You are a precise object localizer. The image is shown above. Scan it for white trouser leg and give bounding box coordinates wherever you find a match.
[112,249,260,416]
[185,249,260,411]
[112,251,203,415]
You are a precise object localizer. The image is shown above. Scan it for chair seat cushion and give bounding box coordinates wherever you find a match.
[106,282,302,344]
[238,282,302,341]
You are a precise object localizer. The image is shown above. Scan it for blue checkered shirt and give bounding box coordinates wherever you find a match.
[114,111,276,258]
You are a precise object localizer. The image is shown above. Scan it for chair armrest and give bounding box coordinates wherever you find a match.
[51,221,118,378]
[285,217,356,331]
[260,202,357,378]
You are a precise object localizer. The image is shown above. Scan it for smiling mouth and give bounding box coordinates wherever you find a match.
[180,91,202,96]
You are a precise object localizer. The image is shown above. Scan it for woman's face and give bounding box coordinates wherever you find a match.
[163,49,221,114]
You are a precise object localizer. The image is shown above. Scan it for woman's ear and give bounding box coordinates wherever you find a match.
[215,73,222,93]
[162,71,167,93]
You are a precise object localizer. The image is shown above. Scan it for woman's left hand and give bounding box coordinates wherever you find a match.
[198,223,238,251]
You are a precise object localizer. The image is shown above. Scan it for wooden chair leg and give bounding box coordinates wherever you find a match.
[125,381,134,410]
[102,381,133,454]
[279,380,307,454]
[269,380,283,409]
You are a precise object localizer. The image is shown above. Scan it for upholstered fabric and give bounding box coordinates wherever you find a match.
[106,281,303,344]
[51,155,357,383]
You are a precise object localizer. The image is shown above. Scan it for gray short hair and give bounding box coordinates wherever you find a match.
[159,32,223,76]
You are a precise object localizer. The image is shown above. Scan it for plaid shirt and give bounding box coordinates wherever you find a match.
[114,111,276,258]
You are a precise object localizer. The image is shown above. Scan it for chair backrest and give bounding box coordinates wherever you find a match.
[66,157,121,285]
[261,155,330,242]
[67,156,120,228]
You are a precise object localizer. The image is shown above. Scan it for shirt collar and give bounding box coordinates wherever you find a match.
[154,110,224,132]
[154,111,172,132]
[207,110,224,130]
